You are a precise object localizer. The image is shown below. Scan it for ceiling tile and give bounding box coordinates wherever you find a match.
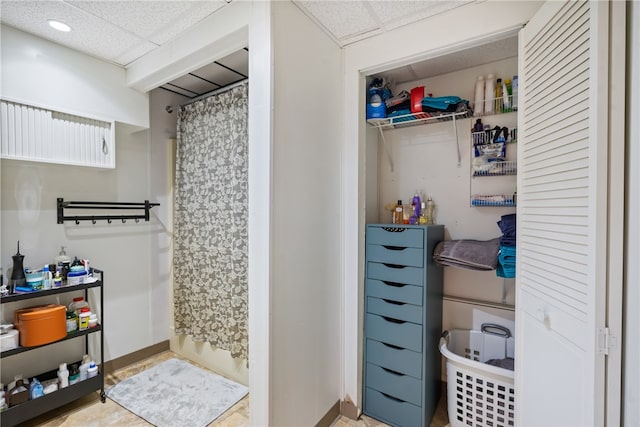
[147,1,227,45]
[295,1,379,41]
[0,0,147,64]
[113,40,159,66]
[67,1,226,46]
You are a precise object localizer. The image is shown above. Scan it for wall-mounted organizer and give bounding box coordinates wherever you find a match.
[470,121,518,207]
[57,199,160,224]
[0,99,115,168]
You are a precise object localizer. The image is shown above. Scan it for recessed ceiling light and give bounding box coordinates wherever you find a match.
[48,20,71,32]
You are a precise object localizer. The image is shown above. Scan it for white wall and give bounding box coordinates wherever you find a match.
[342,1,543,408]
[624,1,640,425]
[270,1,343,425]
[0,25,148,128]
[0,26,167,382]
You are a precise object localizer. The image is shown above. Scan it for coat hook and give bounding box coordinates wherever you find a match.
[92,218,97,224]
[107,219,112,224]
[135,218,139,223]
[122,219,126,223]
[75,218,80,225]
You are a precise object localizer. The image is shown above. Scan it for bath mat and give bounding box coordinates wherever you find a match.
[106,358,248,427]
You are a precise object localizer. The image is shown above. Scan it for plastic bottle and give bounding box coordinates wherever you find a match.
[66,311,78,333]
[53,271,62,288]
[425,197,436,224]
[55,246,71,268]
[502,79,511,111]
[512,75,518,111]
[418,202,427,224]
[68,364,79,385]
[87,362,98,378]
[410,192,421,224]
[393,200,403,224]
[69,297,89,317]
[79,355,91,381]
[495,78,503,112]
[484,74,495,114]
[78,308,91,331]
[474,75,485,116]
[58,363,69,388]
[42,264,52,290]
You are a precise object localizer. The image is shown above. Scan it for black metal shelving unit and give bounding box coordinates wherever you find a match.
[0,269,105,427]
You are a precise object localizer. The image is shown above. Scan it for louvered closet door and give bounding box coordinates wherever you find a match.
[516,1,609,426]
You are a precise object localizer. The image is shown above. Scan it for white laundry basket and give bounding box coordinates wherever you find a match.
[439,324,515,427]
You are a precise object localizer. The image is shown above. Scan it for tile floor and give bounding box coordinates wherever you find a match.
[16,350,450,427]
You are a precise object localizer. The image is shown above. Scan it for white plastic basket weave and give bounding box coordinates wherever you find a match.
[439,324,515,427]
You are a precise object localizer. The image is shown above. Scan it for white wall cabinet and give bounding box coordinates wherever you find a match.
[0,99,115,168]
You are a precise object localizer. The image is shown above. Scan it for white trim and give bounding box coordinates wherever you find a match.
[248,1,272,425]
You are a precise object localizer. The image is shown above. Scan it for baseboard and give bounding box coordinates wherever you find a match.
[102,340,170,374]
[340,398,359,420]
[315,400,341,427]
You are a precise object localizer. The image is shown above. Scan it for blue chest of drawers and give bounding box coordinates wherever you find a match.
[363,224,444,427]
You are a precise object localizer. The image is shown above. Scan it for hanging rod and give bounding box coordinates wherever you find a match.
[57,198,160,224]
[443,294,515,312]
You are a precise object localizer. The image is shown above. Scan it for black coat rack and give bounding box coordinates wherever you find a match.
[57,198,160,224]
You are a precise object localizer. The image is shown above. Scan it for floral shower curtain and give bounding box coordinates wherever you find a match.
[173,81,248,360]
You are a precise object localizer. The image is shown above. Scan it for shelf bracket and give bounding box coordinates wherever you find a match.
[452,114,461,167]
[377,126,394,172]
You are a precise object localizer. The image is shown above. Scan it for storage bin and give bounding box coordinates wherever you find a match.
[439,324,515,427]
[14,304,67,347]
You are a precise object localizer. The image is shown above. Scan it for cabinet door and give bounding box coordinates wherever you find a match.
[516,1,617,426]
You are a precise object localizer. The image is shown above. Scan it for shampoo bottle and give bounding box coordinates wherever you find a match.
[474,75,485,116]
[495,78,503,112]
[484,74,495,114]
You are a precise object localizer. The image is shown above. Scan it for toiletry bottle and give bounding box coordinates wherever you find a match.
[393,200,403,224]
[474,75,485,116]
[42,264,52,290]
[502,79,511,111]
[68,364,79,385]
[410,192,421,224]
[495,78,503,112]
[425,197,436,224]
[58,363,69,388]
[484,74,495,114]
[53,271,62,288]
[79,357,90,381]
[419,202,427,224]
[87,362,98,378]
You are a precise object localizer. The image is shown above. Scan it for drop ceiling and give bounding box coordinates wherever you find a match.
[0,0,486,97]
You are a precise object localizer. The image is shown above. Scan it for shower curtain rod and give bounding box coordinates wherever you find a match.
[180,78,248,108]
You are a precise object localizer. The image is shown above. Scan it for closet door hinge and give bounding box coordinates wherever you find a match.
[597,327,616,355]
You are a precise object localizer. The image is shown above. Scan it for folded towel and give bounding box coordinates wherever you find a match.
[497,214,516,247]
[497,245,516,278]
[433,238,500,271]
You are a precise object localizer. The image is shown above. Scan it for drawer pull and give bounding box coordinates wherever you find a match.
[380,392,405,403]
[382,367,404,376]
[381,227,407,233]
[383,263,406,269]
[382,316,406,324]
[382,245,407,251]
[382,299,405,306]
[381,342,404,350]
[382,281,406,288]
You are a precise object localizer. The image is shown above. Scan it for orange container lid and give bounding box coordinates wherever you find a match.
[16,304,65,320]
